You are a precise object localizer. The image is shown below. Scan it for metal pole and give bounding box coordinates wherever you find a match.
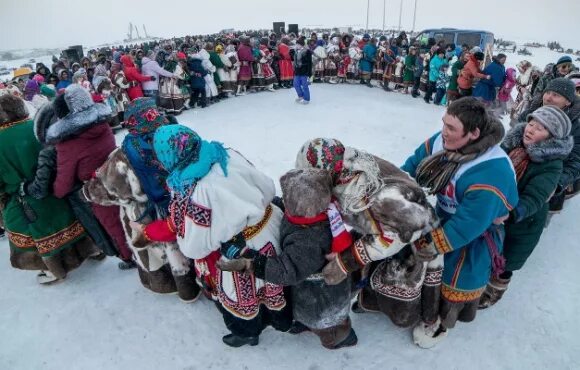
[398,0,403,32]
[412,0,418,32]
[382,0,386,32]
[366,0,370,31]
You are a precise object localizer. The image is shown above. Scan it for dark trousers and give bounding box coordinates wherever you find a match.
[215,301,292,338]
[424,81,436,101]
[411,76,421,96]
[434,88,446,105]
[190,88,206,108]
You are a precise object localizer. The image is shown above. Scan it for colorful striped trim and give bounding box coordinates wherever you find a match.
[450,249,467,287]
[364,208,394,247]
[432,228,453,254]
[465,184,514,211]
[441,284,485,303]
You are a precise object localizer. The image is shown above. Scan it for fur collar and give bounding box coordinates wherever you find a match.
[45,102,111,144]
[502,122,574,163]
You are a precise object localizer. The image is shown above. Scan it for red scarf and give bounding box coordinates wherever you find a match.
[285,200,353,253]
[508,147,530,182]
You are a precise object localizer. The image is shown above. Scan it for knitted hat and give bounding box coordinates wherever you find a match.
[363,33,371,40]
[527,105,571,139]
[295,138,345,180]
[32,74,45,83]
[64,84,94,113]
[40,84,56,98]
[470,46,482,54]
[545,77,576,103]
[556,55,573,66]
[124,97,168,135]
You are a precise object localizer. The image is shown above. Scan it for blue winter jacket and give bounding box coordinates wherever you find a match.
[473,61,506,102]
[360,43,377,73]
[187,58,207,90]
[429,55,446,82]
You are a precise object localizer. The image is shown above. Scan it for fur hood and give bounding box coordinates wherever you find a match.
[502,122,574,163]
[33,102,57,144]
[45,84,112,144]
[45,102,111,144]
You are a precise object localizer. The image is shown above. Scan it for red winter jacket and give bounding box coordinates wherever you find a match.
[53,123,132,260]
[120,54,152,100]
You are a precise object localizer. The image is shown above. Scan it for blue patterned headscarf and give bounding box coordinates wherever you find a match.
[153,125,229,195]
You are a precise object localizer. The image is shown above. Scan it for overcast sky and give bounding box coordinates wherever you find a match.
[1,0,579,50]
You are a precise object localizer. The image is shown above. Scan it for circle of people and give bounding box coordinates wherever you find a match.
[0,30,579,350]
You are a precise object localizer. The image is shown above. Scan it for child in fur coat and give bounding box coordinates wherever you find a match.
[218,168,357,350]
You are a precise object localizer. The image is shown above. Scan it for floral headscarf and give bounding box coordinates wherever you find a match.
[153,125,229,195]
[122,98,171,210]
[295,138,345,181]
[124,97,168,135]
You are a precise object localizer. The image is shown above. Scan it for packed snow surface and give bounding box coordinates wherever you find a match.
[1,48,579,370]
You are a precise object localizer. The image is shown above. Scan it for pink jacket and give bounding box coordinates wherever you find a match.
[498,68,517,102]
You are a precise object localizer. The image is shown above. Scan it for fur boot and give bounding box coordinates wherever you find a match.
[478,275,511,309]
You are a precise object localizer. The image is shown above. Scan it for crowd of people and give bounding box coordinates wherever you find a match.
[1,29,580,351]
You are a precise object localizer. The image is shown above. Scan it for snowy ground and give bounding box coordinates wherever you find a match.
[1,81,579,370]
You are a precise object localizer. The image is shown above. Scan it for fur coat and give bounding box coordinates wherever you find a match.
[83,148,200,300]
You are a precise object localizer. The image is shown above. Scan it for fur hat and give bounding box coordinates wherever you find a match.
[280,168,332,218]
[474,51,485,61]
[527,105,572,139]
[0,94,28,123]
[545,77,576,103]
[556,55,573,66]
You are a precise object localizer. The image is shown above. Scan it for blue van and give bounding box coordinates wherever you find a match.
[414,28,494,50]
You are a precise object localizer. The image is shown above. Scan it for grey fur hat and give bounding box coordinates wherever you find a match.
[45,84,112,144]
[545,77,576,103]
[280,168,332,218]
[527,105,571,139]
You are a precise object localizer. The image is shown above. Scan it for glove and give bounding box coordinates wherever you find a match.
[216,258,253,272]
[412,233,438,262]
[271,196,285,212]
[322,253,348,285]
[150,76,156,81]
[220,232,247,259]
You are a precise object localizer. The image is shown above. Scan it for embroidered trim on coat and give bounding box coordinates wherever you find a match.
[441,284,485,303]
[217,242,286,320]
[432,228,453,254]
[242,205,272,240]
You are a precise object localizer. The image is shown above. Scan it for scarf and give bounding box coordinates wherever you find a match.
[153,125,229,195]
[285,200,352,254]
[415,117,505,194]
[508,147,530,182]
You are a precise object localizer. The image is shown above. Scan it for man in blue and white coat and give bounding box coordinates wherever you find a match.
[402,97,518,348]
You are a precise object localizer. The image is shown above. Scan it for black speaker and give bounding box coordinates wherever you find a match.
[288,24,299,35]
[63,48,81,63]
[273,22,285,35]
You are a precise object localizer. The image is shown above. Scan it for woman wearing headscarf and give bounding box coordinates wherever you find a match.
[130,125,291,347]
[83,98,200,301]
